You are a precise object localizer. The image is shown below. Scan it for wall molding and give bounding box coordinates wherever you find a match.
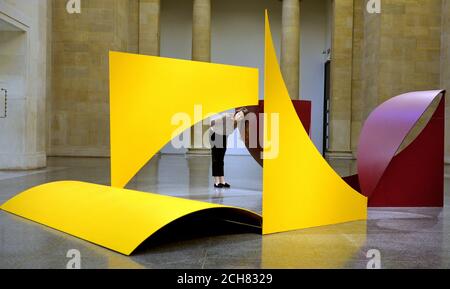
[325,150,355,160]
[0,1,30,30]
[0,152,46,169]
[49,147,111,158]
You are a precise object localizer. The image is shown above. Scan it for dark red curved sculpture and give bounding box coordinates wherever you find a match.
[347,90,445,207]
[240,100,311,167]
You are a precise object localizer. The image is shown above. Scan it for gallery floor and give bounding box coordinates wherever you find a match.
[0,155,449,269]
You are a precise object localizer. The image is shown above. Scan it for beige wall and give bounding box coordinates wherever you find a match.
[441,0,450,163]
[139,0,160,56]
[0,0,49,169]
[0,30,28,165]
[365,0,442,156]
[328,0,354,158]
[375,0,441,103]
[329,0,444,159]
[49,0,138,157]
[350,0,365,153]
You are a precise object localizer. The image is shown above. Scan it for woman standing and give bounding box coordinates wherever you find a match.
[209,108,248,188]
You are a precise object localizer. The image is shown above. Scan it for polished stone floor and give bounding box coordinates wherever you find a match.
[1,155,449,269]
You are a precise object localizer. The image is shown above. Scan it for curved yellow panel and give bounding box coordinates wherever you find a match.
[110,52,259,188]
[0,181,261,255]
[262,12,367,234]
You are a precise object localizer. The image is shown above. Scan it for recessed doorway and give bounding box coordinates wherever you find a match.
[0,17,28,169]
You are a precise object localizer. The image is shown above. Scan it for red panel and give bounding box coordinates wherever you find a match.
[353,90,445,207]
[343,174,361,193]
[293,100,312,134]
[368,98,445,207]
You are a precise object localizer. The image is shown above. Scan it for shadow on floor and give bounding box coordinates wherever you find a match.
[133,209,262,255]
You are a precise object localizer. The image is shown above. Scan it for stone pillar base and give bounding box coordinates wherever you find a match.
[186,148,211,157]
[0,152,47,170]
[281,0,301,100]
[445,156,450,165]
[325,151,355,160]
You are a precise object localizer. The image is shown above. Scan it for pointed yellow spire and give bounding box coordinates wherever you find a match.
[262,11,367,234]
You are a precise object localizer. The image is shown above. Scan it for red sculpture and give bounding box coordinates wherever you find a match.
[346,90,445,207]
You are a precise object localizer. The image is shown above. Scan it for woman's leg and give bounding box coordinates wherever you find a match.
[212,149,223,185]
[213,147,225,178]
[211,133,225,185]
[220,135,230,187]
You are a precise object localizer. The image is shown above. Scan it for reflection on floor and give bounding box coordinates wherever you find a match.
[0,155,449,269]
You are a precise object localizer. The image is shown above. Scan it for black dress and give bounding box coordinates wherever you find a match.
[209,114,235,177]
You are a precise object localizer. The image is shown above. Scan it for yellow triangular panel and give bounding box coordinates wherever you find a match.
[110,52,259,188]
[262,12,367,234]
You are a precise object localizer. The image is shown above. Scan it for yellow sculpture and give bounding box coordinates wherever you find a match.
[0,12,367,256]
[262,11,367,234]
[0,53,261,255]
[0,181,260,255]
[110,52,259,188]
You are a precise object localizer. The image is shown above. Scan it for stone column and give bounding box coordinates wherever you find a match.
[442,0,450,163]
[139,0,161,56]
[0,0,48,169]
[49,0,135,157]
[281,0,301,100]
[192,0,211,62]
[188,0,211,156]
[326,0,354,159]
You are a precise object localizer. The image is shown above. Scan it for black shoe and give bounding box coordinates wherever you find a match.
[222,183,231,188]
[214,183,224,188]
